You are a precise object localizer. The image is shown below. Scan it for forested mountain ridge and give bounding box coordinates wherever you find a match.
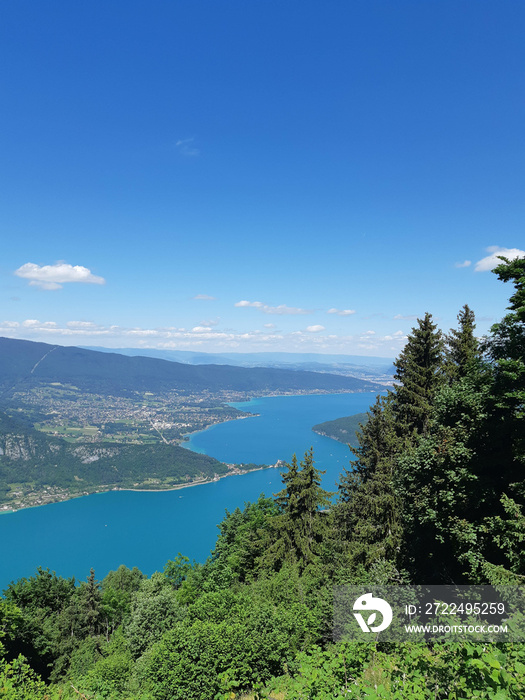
[0,338,380,397]
[83,347,396,384]
[2,257,525,699]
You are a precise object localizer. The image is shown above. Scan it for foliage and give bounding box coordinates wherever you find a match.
[269,641,525,699]
[125,573,185,658]
[0,655,48,700]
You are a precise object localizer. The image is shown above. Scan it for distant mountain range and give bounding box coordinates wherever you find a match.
[82,347,395,383]
[0,337,382,398]
[83,347,394,367]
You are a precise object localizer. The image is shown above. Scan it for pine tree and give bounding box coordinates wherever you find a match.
[475,255,525,583]
[77,568,102,638]
[267,448,332,570]
[446,304,479,379]
[335,317,444,574]
[274,453,301,514]
[335,395,402,568]
[296,448,332,553]
[486,256,525,432]
[392,312,444,437]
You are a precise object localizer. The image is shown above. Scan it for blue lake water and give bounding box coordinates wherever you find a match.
[0,392,379,592]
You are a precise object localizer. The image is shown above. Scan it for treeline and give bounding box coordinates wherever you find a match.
[1,256,524,698]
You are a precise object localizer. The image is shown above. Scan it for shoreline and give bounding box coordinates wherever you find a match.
[0,462,283,514]
[180,410,260,447]
[119,462,281,493]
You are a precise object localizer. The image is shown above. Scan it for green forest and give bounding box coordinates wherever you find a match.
[1,256,524,699]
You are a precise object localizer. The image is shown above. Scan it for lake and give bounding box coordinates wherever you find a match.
[0,391,379,592]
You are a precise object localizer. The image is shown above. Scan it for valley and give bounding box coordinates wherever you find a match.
[0,337,383,512]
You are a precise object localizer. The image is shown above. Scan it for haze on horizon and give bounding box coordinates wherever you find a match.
[1,1,524,358]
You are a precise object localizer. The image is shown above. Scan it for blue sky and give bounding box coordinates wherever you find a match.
[1,0,524,357]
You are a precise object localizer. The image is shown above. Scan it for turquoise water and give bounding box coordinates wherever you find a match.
[0,392,379,592]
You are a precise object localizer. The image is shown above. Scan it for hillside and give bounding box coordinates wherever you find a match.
[312,412,369,445]
[84,347,395,385]
[0,409,234,510]
[0,337,380,398]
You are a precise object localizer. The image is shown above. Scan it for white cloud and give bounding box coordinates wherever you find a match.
[394,314,418,321]
[455,260,472,268]
[265,304,310,315]
[67,321,97,328]
[124,329,160,336]
[474,246,525,272]
[235,300,264,308]
[15,262,106,290]
[0,318,407,356]
[176,138,200,157]
[235,300,310,315]
[327,308,356,316]
[263,323,276,329]
[193,294,216,300]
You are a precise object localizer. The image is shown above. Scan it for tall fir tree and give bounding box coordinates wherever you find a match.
[486,256,525,450]
[474,255,525,584]
[445,304,479,380]
[266,448,332,571]
[335,315,445,575]
[77,568,102,638]
[392,312,444,437]
[335,395,402,569]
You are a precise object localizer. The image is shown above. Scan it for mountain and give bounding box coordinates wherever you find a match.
[0,337,381,398]
[83,347,395,381]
